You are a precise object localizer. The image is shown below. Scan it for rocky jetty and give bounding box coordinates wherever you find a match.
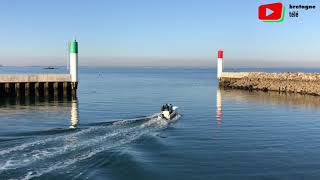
[219,72,320,96]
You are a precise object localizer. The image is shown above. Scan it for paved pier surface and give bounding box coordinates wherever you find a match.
[219,72,320,96]
[0,74,71,82]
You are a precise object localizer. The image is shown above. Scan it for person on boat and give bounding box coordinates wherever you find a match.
[161,104,165,111]
[169,104,173,113]
[162,104,168,111]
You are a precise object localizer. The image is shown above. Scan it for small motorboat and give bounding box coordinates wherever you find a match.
[160,104,178,120]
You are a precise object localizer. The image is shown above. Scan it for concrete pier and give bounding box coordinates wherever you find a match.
[0,74,77,97]
[0,39,79,98]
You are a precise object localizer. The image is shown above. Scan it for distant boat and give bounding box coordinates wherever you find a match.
[43,66,57,69]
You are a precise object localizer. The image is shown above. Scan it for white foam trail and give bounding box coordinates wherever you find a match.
[0,127,95,156]
[1,126,133,170]
[0,113,161,157]
[0,113,177,179]
[21,138,129,180]
[111,113,160,125]
[19,116,169,179]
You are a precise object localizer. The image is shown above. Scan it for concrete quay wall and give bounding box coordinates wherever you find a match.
[0,74,76,97]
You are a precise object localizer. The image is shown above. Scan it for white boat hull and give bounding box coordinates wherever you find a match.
[161,106,178,120]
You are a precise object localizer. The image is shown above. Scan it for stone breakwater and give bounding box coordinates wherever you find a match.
[219,72,320,96]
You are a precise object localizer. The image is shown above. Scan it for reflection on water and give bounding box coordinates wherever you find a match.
[218,87,320,109]
[216,88,222,124]
[0,96,79,130]
[70,100,79,129]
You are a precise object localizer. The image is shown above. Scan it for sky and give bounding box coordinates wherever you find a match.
[0,0,319,67]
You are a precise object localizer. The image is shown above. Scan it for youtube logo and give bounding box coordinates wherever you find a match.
[259,2,285,22]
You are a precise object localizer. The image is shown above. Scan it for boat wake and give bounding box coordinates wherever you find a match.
[0,113,180,179]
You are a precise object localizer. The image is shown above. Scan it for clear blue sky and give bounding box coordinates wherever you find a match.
[0,0,319,67]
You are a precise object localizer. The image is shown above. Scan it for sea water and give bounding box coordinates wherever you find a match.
[1,67,320,179]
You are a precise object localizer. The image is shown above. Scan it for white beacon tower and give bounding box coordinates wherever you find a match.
[217,49,224,79]
[69,39,78,93]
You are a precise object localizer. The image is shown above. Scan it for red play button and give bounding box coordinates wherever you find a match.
[258,2,283,21]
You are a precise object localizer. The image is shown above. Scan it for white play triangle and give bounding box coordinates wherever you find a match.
[266,8,274,17]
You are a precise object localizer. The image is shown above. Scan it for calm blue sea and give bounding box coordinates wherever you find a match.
[1,66,320,180]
